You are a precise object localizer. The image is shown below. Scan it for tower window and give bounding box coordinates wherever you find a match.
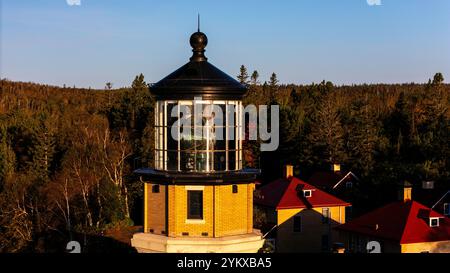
[293,216,302,232]
[303,190,312,198]
[187,190,203,220]
[232,185,238,194]
[152,185,160,193]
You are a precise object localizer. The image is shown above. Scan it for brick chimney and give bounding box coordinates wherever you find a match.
[284,165,294,178]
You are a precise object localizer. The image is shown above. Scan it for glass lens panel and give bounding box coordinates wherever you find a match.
[181,152,195,171]
[214,152,226,171]
[214,104,226,128]
[228,134,236,150]
[228,150,236,170]
[167,151,178,171]
[167,126,178,151]
[214,127,226,151]
[180,127,194,151]
[179,104,192,125]
[195,138,207,151]
[195,152,207,171]
[167,102,178,128]
[227,104,236,128]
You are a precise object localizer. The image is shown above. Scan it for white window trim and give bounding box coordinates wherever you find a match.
[186,187,204,222]
[185,219,206,224]
[185,186,205,191]
[429,217,440,227]
[303,190,312,198]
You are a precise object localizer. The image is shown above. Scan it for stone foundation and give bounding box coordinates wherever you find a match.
[131,230,264,253]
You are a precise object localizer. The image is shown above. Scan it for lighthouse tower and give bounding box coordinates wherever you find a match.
[131,28,264,253]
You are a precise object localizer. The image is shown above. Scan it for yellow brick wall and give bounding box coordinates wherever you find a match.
[215,184,250,237]
[276,206,347,253]
[277,207,345,226]
[401,241,450,253]
[145,183,166,234]
[247,184,255,233]
[167,184,176,237]
[162,184,255,238]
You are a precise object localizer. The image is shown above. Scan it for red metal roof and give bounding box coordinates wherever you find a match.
[336,200,450,244]
[254,176,351,209]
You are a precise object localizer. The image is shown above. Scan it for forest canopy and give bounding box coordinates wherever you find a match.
[0,71,448,252]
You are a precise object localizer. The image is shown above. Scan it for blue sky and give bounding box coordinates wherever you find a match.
[1,0,450,88]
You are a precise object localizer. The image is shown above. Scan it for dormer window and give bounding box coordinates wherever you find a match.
[303,190,312,198]
[429,217,439,227]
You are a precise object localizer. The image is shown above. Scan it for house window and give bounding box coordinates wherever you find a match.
[152,185,160,193]
[293,216,302,232]
[429,217,439,227]
[322,208,330,224]
[232,185,238,194]
[345,181,353,189]
[187,190,203,220]
[303,190,312,198]
[444,203,450,216]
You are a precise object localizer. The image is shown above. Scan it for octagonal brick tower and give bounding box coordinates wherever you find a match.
[131,29,264,253]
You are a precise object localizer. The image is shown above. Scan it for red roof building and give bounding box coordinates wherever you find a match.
[255,176,351,209]
[254,166,351,253]
[336,186,450,253]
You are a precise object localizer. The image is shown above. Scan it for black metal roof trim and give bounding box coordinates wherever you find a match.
[133,168,260,185]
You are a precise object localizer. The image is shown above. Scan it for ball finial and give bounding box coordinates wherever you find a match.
[190,31,208,62]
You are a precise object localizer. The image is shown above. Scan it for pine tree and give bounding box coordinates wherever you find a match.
[237,65,249,86]
[432,72,444,86]
[132,73,147,92]
[250,70,259,85]
[0,126,15,188]
[30,114,56,182]
[268,73,279,102]
[269,72,279,89]
[307,93,346,166]
[387,92,411,156]
[346,98,380,176]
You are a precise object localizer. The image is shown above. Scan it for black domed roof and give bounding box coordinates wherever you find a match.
[151,32,247,100]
